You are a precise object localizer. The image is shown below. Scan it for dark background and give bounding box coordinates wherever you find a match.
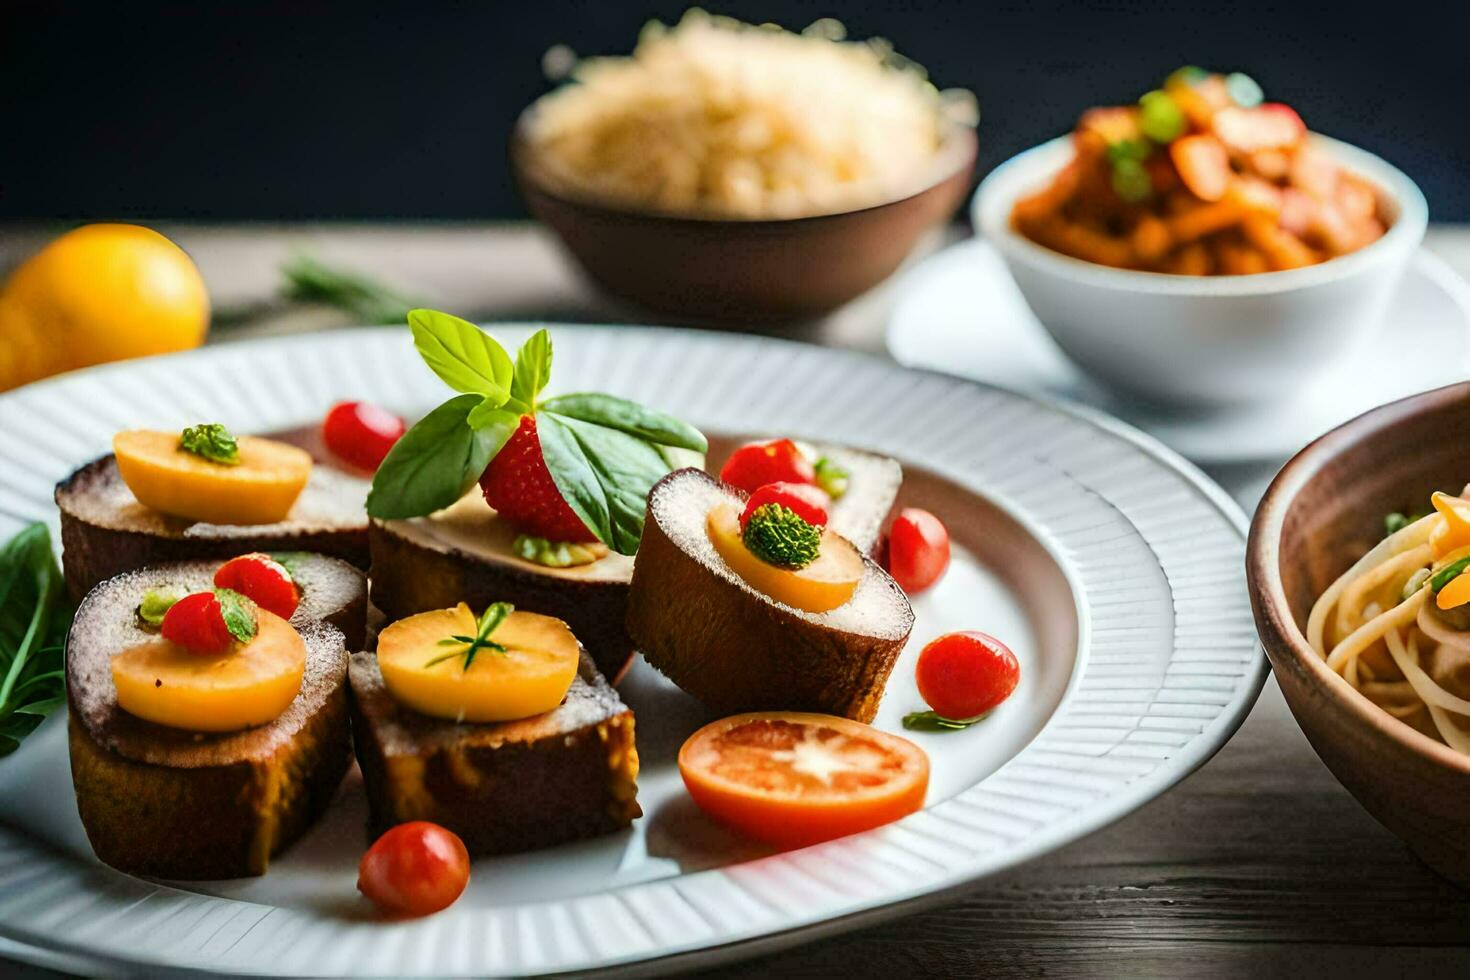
[3,1,1466,221]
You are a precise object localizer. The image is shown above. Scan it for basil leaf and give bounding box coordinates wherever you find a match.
[901,709,991,732]
[541,393,707,452]
[214,589,258,644]
[466,399,522,440]
[0,523,71,757]
[511,329,553,410]
[536,411,672,555]
[15,695,64,717]
[409,309,515,403]
[368,395,502,519]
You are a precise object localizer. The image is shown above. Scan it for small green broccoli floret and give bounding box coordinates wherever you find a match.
[813,456,849,500]
[742,503,821,569]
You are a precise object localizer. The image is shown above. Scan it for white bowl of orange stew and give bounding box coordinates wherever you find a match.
[974,134,1427,408]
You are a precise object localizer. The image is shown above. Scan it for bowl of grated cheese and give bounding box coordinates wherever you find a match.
[512,11,978,322]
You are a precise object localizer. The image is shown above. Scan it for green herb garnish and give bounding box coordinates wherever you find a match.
[813,457,849,500]
[901,709,992,732]
[1138,89,1185,143]
[0,524,72,758]
[214,588,258,644]
[179,423,241,465]
[742,503,821,569]
[368,311,708,555]
[281,253,424,326]
[424,602,514,671]
[512,534,603,568]
[137,588,180,628]
[1430,558,1470,595]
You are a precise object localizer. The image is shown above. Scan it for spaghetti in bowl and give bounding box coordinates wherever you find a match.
[1249,382,1470,885]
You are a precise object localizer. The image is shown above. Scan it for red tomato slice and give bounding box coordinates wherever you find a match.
[358,821,470,918]
[214,553,300,619]
[739,481,830,529]
[719,439,816,494]
[159,591,234,653]
[679,712,929,848]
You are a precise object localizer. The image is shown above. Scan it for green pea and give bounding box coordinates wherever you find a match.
[1139,90,1186,143]
[1111,158,1152,202]
[1225,72,1264,108]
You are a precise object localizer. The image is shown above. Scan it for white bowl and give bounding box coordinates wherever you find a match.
[974,134,1428,408]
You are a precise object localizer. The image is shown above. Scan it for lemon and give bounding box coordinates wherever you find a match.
[0,224,209,391]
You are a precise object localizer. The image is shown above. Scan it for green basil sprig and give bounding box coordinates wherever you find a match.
[368,311,707,555]
[214,589,258,644]
[0,524,72,757]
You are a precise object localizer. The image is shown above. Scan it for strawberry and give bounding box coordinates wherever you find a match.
[479,415,596,542]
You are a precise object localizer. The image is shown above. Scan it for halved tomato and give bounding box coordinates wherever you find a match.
[678,712,929,848]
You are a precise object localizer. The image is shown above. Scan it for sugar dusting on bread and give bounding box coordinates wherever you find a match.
[650,468,912,638]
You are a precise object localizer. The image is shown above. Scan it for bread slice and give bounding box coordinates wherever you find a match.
[625,468,914,722]
[56,452,370,602]
[368,441,899,684]
[348,648,640,855]
[67,568,354,880]
[812,442,903,557]
[369,494,637,682]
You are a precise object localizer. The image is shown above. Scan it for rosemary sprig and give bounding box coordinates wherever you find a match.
[423,602,514,671]
[280,252,425,325]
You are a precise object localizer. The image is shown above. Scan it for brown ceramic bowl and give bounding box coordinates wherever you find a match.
[1248,381,1470,884]
[511,118,977,322]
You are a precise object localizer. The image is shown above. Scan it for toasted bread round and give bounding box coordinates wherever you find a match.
[369,492,636,683]
[349,648,640,855]
[626,468,914,722]
[56,451,370,602]
[66,564,356,879]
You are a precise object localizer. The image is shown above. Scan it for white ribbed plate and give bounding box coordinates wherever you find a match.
[0,327,1264,976]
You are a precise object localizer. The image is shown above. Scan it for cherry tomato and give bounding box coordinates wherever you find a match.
[160,591,234,653]
[323,401,406,472]
[886,508,951,595]
[915,632,1020,720]
[679,712,929,848]
[719,439,816,494]
[357,821,470,918]
[214,553,299,620]
[739,481,830,529]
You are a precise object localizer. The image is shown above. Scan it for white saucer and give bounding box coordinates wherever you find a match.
[886,239,1470,464]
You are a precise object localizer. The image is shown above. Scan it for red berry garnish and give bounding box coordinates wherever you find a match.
[479,415,596,542]
[215,553,300,620]
[160,592,235,653]
[739,481,830,530]
[886,508,951,595]
[719,439,816,495]
[915,631,1020,720]
[323,400,407,472]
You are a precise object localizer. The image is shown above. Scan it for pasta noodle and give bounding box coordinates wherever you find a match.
[1309,493,1470,753]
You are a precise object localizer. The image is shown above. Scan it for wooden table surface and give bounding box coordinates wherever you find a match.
[4,222,1470,978]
